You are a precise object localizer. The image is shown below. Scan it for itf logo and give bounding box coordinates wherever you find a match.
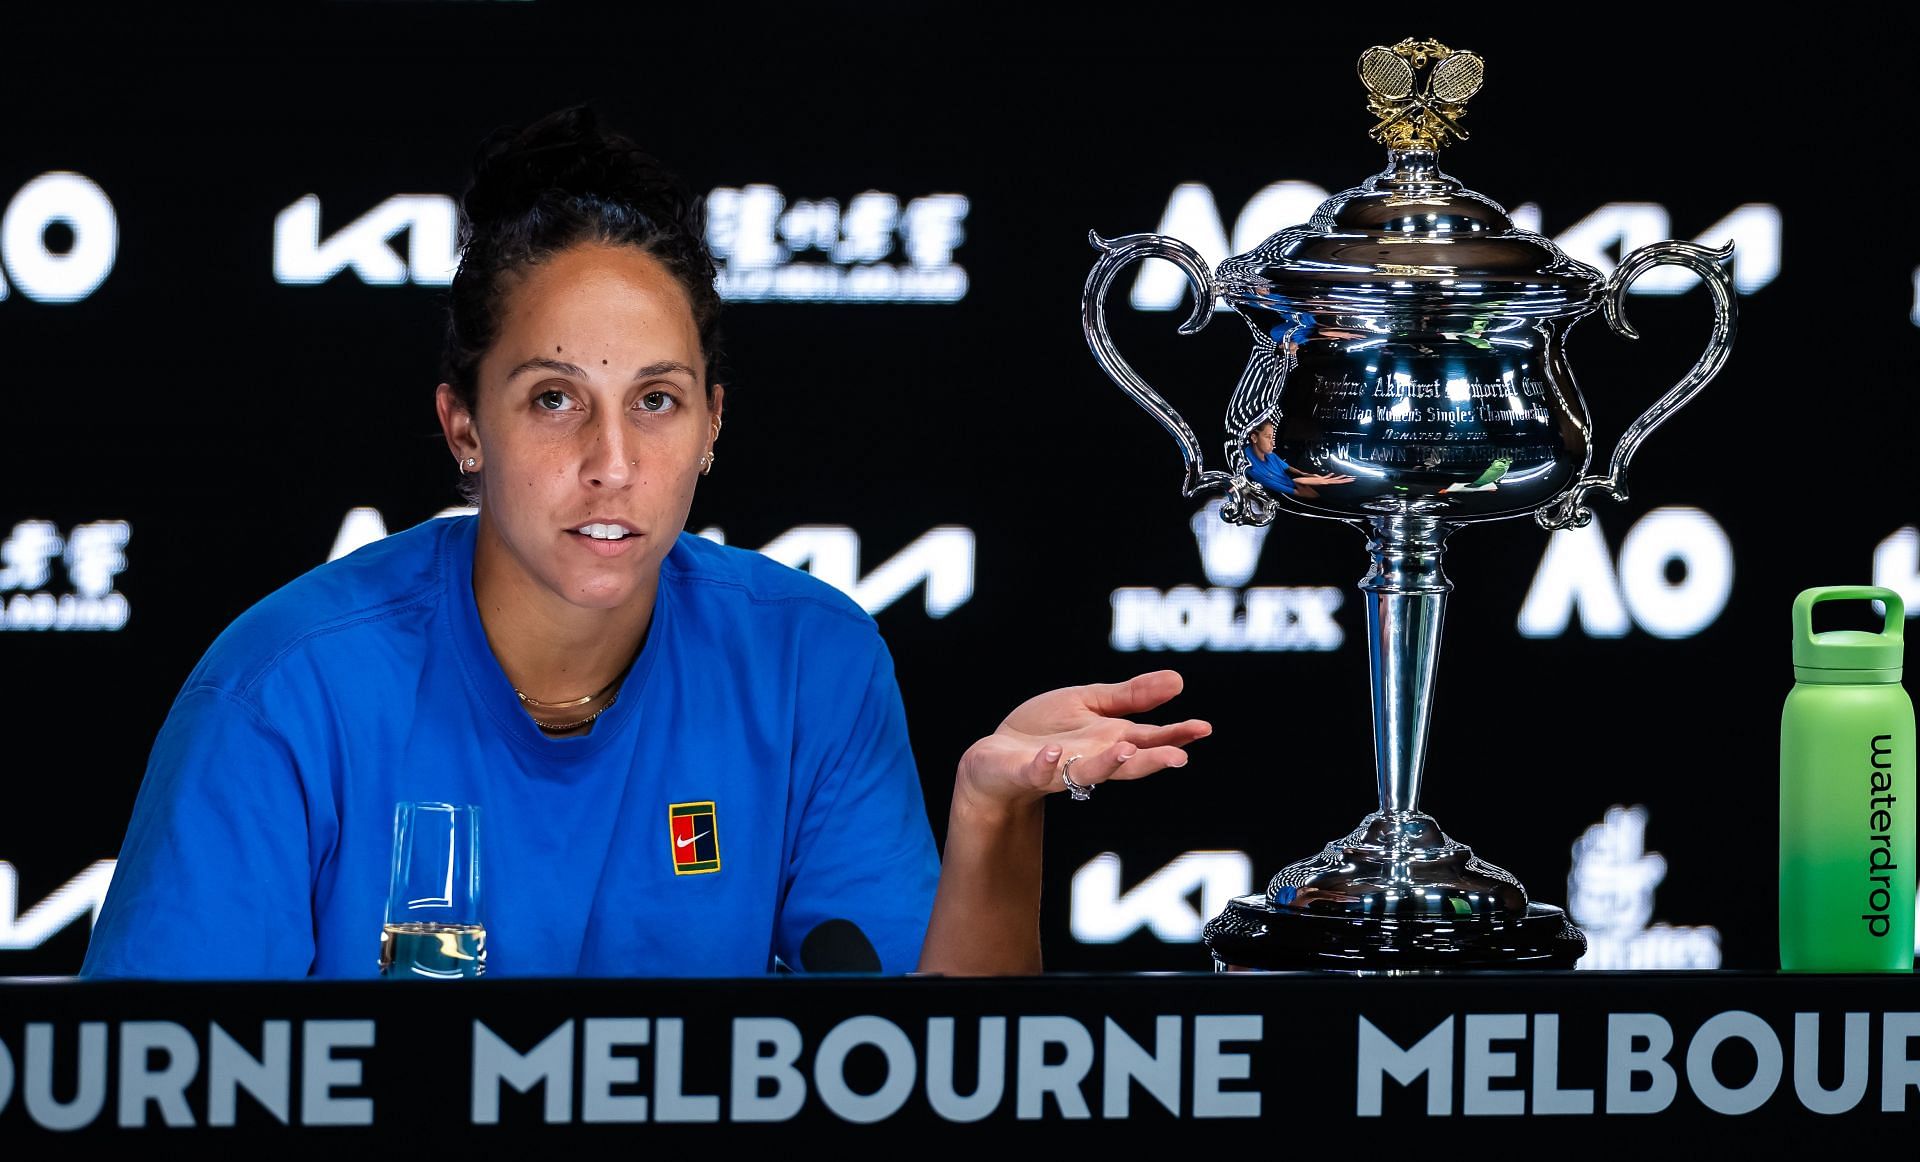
[1109,500,1342,652]
[0,520,130,631]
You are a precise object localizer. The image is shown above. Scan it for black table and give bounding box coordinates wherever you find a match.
[0,972,1913,1145]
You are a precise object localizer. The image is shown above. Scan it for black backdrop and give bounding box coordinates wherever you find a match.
[2,7,1914,976]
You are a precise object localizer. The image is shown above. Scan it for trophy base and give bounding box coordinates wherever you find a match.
[1204,895,1585,971]
[1201,811,1587,971]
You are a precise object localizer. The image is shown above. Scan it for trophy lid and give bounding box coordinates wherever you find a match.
[1217,39,1604,320]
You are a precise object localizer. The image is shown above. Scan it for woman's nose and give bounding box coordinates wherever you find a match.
[585,415,636,487]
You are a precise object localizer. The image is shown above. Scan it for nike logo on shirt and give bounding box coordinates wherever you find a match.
[676,831,710,848]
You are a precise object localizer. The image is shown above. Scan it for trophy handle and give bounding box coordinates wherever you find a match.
[1082,231,1234,499]
[1535,239,1738,530]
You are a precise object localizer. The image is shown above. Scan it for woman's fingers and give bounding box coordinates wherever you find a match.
[1024,743,1067,793]
[1020,724,1211,796]
[1106,744,1194,780]
[1060,739,1196,791]
[995,678,1213,799]
[1056,738,1143,792]
[1120,718,1213,747]
[1076,670,1184,718]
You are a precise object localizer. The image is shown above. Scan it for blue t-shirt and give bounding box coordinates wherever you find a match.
[81,515,939,979]
[1244,447,1297,496]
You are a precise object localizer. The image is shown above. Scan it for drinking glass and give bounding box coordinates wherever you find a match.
[378,801,486,979]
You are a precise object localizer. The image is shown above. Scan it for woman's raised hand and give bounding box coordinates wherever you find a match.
[953,669,1211,815]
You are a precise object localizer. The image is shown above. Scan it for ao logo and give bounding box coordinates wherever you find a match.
[330,508,974,618]
[0,172,117,303]
[1129,183,1780,311]
[1518,506,1733,640]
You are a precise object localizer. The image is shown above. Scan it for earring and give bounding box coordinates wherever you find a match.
[699,452,714,475]
[461,457,477,473]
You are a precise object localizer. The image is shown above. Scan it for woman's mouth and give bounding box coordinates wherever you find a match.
[568,522,642,556]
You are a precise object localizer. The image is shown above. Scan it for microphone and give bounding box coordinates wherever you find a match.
[800,919,881,973]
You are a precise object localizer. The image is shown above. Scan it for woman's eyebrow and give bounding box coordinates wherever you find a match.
[505,356,587,381]
[504,357,696,382]
[631,360,698,382]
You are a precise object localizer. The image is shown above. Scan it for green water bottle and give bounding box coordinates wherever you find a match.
[1780,586,1915,971]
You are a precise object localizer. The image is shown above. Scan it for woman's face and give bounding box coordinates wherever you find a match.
[438,241,720,614]
[1249,421,1276,458]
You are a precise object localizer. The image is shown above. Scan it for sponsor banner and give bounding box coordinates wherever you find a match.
[1068,805,1727,969]
[273,186,971,304]
[330,509,976,619]
[0,975,1912,1141]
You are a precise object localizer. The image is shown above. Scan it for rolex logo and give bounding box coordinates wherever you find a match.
[1190,499,1270,588]
[1110,500,1340,653]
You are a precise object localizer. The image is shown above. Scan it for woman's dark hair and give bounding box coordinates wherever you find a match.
[441,104,724,419]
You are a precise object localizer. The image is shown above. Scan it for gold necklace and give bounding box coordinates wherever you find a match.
[516,661,635,733]
[528,691,618,733]
[514,673,621,711]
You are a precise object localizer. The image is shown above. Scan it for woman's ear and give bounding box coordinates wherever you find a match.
[435,383,481,467]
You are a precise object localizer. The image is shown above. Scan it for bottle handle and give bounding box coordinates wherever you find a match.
[1081,231,1233,499]
[1536,239,1738,530]
[1792,585,1907,642]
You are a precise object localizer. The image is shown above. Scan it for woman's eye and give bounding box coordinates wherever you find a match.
[534,390,573,412]
[637,391,676,414]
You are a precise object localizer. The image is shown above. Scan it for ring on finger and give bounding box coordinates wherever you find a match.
[1061,754,1093,801]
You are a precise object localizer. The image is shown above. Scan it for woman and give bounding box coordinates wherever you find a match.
[1244,421,1356,501]
[79,106,1208,979]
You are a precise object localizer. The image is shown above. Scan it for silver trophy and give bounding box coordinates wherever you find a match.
[1082,38,1736,969]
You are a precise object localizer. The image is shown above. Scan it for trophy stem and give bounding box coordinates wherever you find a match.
[1360,515,1451,816]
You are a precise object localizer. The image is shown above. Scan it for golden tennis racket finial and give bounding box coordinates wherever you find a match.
[1359,38,1484,152]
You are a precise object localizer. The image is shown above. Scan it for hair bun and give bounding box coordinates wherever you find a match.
[443,104,724,434]
[461,104,687,234]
